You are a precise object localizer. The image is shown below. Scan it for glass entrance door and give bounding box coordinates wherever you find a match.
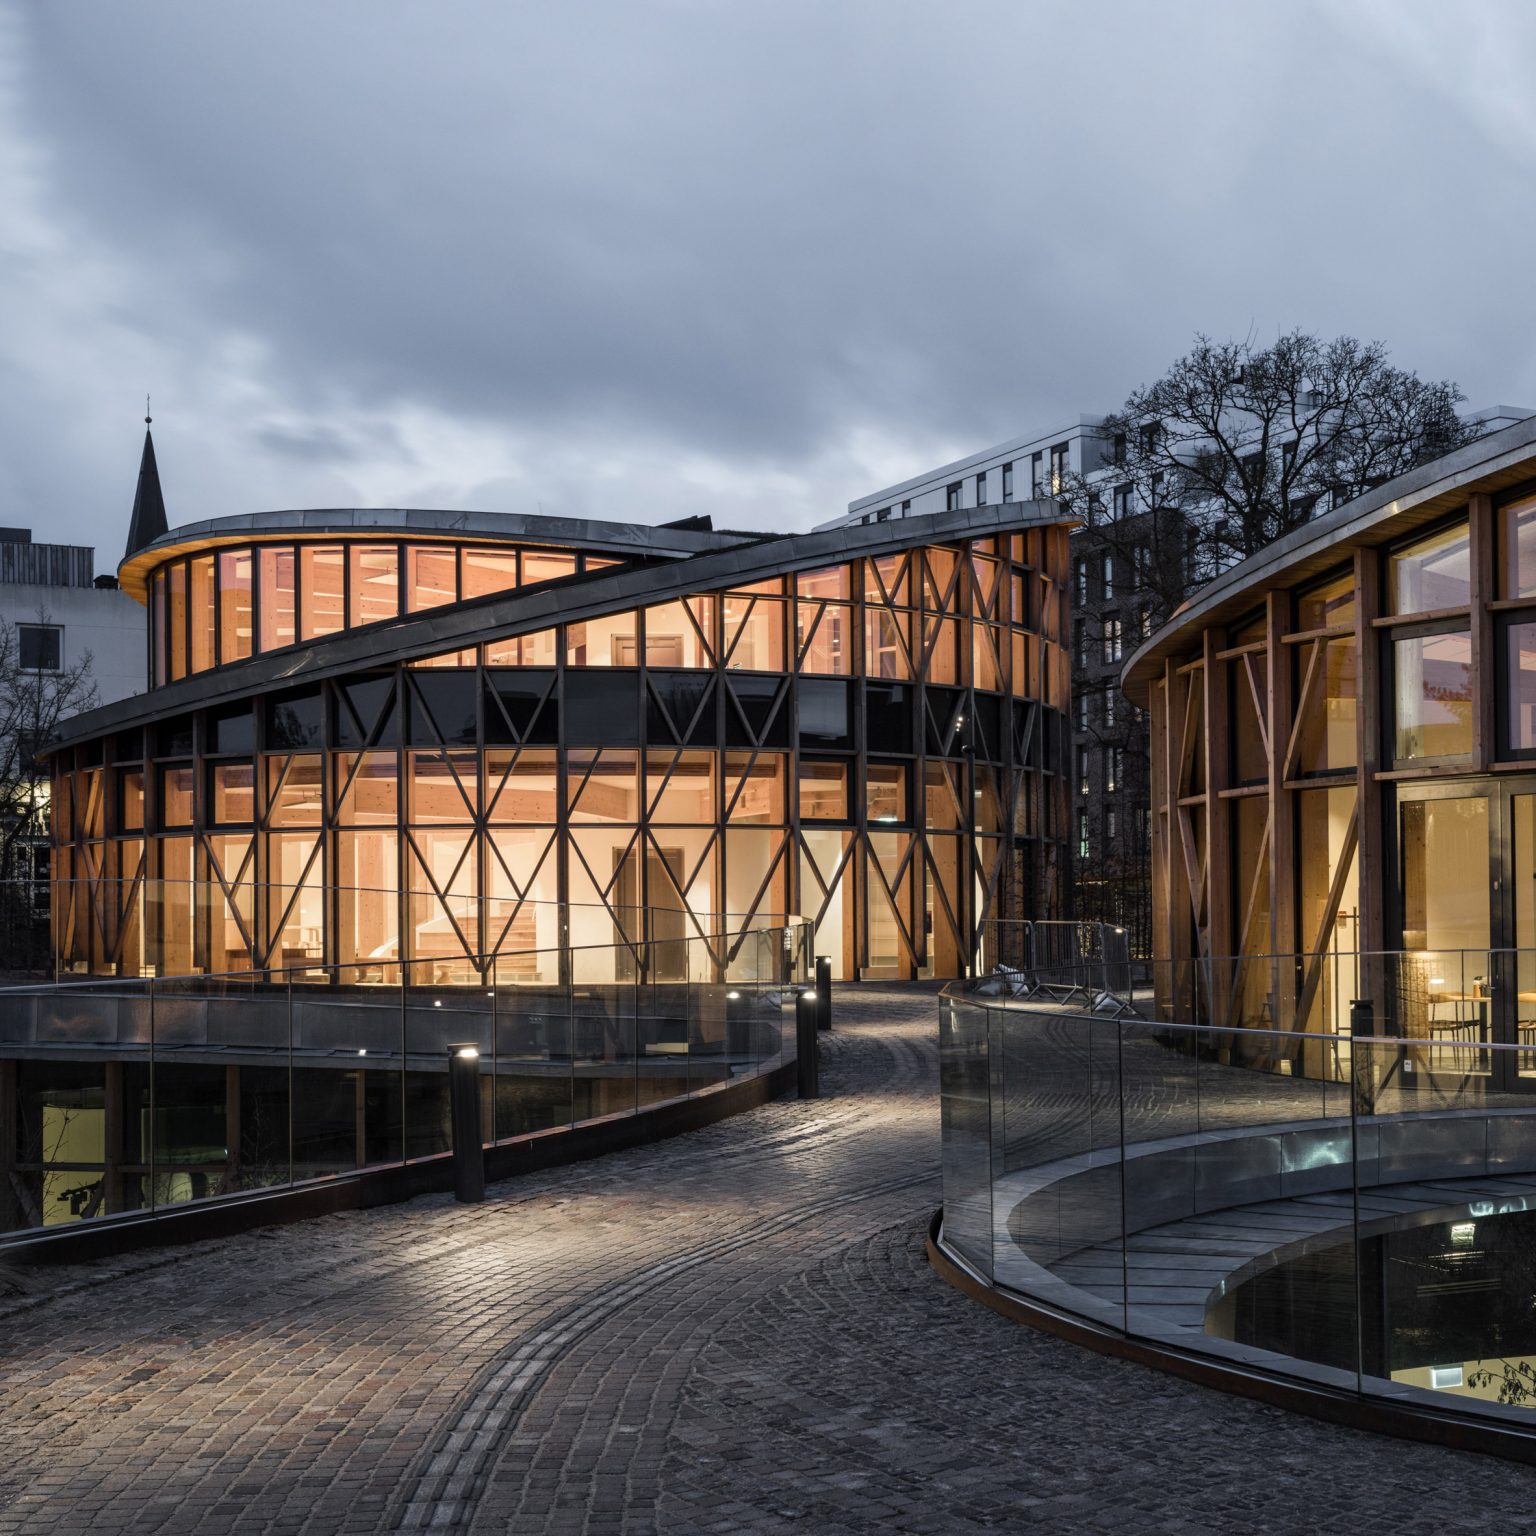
[1397,782,1536,1083]
[1396,790,1492,1067]
[1509,795,1536,1071]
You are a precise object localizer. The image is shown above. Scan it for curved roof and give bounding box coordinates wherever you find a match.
[1121,412,1536,704]
[58,499,1065,750]
[116,507,759,602]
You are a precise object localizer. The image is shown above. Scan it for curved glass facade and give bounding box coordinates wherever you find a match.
[55,521,1074,982]
[146,538,624,685]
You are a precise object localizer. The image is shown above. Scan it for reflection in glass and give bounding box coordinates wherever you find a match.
[1502,495,1536,599]
[1294,638,1357,773]
[1394,631,1472,759]
[1506,622,1536,752]
[1389,522,1471,613]
[1295,572,1356,632]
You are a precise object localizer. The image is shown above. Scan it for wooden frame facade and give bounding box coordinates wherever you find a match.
[1124,415,1536,1051]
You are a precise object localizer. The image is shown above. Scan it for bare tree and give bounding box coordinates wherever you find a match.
[1052,331,1485,954]
[0,611,97,970]
[1101,331,1481,570]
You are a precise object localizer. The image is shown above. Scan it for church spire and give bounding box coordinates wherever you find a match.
[125,405,168,559]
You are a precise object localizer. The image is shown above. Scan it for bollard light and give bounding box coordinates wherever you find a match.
[815,955,832,1034]
[448,1042,485,1203]
[795,988,820,1100]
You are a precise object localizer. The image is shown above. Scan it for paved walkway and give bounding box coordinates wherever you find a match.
[0,986,1533,1535]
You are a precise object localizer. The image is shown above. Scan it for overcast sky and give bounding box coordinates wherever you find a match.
[2,1,1534,559]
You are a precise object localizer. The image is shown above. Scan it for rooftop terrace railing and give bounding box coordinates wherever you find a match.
[43,876,795,986]
[938,951,1536,1445]
[1,917,812,1248]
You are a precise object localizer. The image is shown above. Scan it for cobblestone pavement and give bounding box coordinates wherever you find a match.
[1,986,1534,1534]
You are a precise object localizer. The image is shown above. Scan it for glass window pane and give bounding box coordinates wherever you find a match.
[151,568,167,687]
[159,765,193,828]
[867,762,908,824]
[407,545,458,611]
[646,750,717,822]
[1389,523,1471,613]
[644,597,714,668]
[1401,797,1489,952]
[168,562,187,681]
[190,556,215,673]
[799,759,849,821]
[567,749,640,823]
[408,752,477,823]
[723,595,785,672]
[923,762,963,830]
[797,602,852,675]
[796,566,850,601]
[1394,631,1472,759]
[258,547,296,652]
[484,628,559,666]
[1502,495,1536,599]
[523,550,577,585]
[211,762,254,825]
[1506,622,1536,752]
[300,546,345,640]
[1294,638,1357,773]
[486,749,559,823]
[349,545,400,627]
[865,555,909,606]
[218,549,253,663]
[1295,572,1356,632]
[336,831,399,967]
[566,612,638,666]
[461,547,520,601]
[863,607,910,679]
[335,751,399,825]
[726,752,785,824]
[265,756,324,826]
[119,769,144,833]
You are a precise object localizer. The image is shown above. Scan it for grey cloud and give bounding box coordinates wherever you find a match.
[4,0,1536,554]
